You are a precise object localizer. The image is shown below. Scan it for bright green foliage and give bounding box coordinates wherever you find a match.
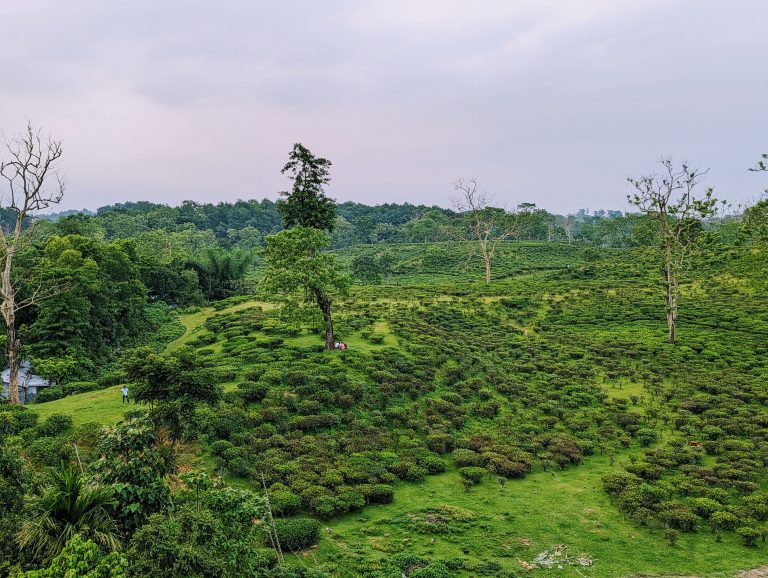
[277,143,336,233]
[736,526,761,547]
[185,248,254,301]
[127,485,267,578]
[742,199,768,245]
[271,517,321,551]
[22,534,127,578]
[30,357,78,387]
[91,415,173,534]
[457,467,486,486]
[262,228,349,302]
[24,235,149,376]
[350,250,395,284]
[122,346,222,441]
[0,443,29,573]
[132,228,214,305]
[17,463,119,564]
[262,227,349,348]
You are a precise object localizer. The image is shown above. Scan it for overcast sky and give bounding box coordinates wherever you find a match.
[0,0,766,213]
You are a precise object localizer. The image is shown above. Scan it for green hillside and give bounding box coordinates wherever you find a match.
[23,241,768,577]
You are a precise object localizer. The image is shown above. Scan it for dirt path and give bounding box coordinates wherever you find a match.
[737,568,768,578]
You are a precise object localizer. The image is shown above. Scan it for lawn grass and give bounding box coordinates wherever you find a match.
[298,455,765,577]
[30,385,133,427]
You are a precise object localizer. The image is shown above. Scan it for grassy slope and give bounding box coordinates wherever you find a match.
[309,457,764,577]
[30,385,131,427]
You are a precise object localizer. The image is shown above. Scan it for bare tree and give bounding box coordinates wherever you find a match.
[0,123,65,404]
[452,178,519,284]
[560,215,576,244]
[627,158,717,344]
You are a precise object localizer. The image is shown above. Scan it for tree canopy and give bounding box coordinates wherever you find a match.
[276,143,337,233]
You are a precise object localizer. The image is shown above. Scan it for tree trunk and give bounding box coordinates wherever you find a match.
[1,251,20,404]
[314,287,335,349]
[481,240,491,285]
[5,325,20,405]
[665,252,676,344]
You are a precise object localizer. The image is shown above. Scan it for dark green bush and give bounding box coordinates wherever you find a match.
[635,428,659,447]
[0,406,38,435]
[36,413,74,437]
[28,436,75,466]
[736,525,760,547]
[272,517,321,551]
[32,386,65,404]
[458,467,486,485]
[453,449,482,467]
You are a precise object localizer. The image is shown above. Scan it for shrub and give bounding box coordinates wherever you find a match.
[659,502,700,532]
[32,386,65,404]
[27,437,75,466]
[63,381,100,395]
[665,529,679,546]
[0,406,38,435]
[251,547,278,570]
[688,497,721,519]
[36,413,74,437]
[736,526,760,547]
[410,562,451,578]
[547,435,583,466]
[710,511,739,531]
[635,428,659,447]
[364,484,395,505]
[426,434,454,455]
[452,449,482,467]
[269,489,302,517]
[458,467,486,486]
[238,380,268,403]
[418,454,446,474]
[272,517,321,551]
[743,493,768,521]
[97,371,127,388]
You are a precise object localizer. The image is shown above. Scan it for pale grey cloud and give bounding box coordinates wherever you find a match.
[0,0,765,213]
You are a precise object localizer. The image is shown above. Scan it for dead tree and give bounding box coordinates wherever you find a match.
[0,123,65,404]
[627,158,717,344]
[560,215,576,244]
[453,178,519,284]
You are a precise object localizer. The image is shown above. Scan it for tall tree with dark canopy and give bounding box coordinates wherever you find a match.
[627,158,717,343]
[0,123,65,404]
[277,143,337,232]
[267,144,346,349]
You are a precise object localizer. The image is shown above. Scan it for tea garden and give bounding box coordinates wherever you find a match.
[3,240,767,577]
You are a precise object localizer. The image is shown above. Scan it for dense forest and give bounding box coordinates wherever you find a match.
[1,133,768,577]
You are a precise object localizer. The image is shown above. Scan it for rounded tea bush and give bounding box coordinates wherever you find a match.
[458,467,486,486]
[272,517,321,551]
[736,526,760,547]
[36,413,74,437]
